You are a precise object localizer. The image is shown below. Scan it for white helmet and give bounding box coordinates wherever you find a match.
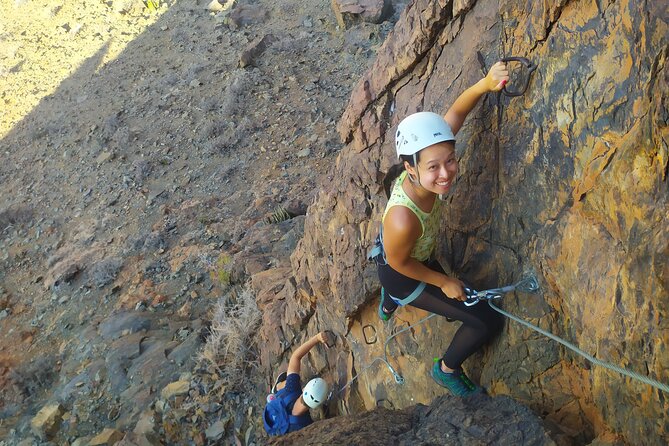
[395,112,455,159]
[302,378,328,409]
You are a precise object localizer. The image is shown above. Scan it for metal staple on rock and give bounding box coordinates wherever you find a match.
[337,312,438,395]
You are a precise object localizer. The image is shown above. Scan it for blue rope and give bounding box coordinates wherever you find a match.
[487,300,669,394]
[336,274,669,396]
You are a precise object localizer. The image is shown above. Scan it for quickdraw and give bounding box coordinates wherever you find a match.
[463,275,540,307]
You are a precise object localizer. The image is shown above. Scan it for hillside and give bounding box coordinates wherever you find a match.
[1,0,667,445]
[0,0,393,443]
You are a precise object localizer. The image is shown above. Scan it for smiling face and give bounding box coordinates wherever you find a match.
[405,141,458,195]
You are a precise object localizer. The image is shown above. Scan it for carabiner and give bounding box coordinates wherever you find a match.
[464,287,503,306]
[464,287,480,307]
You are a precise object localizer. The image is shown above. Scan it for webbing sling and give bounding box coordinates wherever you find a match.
[382,283,426,306]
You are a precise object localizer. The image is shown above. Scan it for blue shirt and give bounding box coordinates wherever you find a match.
[279,373,313,432]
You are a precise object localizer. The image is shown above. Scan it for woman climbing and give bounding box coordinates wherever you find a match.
[263,330,336,436]
[374,62,509,397]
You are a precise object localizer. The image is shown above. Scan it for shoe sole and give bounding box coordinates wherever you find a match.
[271,371,287,394]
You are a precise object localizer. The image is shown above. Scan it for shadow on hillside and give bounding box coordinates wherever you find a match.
[0,1,251,216]
[0,0,243,437]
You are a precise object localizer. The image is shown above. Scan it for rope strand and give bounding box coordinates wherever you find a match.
[334,276,669,396]
[487,300,669,393]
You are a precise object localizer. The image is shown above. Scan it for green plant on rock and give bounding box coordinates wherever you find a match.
[209,253,232,288]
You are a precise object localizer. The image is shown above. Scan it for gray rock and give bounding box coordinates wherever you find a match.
[228,4,268,29]
[166,330,203,366]
[205,418,228,440]
[30,404,65,441]
[296,148,311,158]
[99,312,151,340]
[239,34,275,68]
[331,0,391,29]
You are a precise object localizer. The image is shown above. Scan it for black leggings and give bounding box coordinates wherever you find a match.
[378,259,504,370]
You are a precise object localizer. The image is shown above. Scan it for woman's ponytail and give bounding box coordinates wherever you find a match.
[382,163,404,198]
[383,155,416,198]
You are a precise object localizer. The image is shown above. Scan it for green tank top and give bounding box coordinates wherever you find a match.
[382,171,441,261]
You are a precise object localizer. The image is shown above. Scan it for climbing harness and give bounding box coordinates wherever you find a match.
[337,275,540,394]
[368,227,427,307]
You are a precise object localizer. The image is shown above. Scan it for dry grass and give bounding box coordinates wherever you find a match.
[87,256,123,288]
[0,205,34,233]
[8,355,57,399]
[198,286,261,390]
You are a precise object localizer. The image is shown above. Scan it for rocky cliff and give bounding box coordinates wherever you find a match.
[271,393,558,445]
[259,0,668,444]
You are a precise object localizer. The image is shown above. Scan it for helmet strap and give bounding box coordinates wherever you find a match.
[411,153,421,185]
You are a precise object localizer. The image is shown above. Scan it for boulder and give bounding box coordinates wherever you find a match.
[239,34,275,68]
[227,4,268,30]
[30,403,65,440]
[331,0,391,29]
[270,394,555,445]
[160,380,190,399]
[89,428,124,445]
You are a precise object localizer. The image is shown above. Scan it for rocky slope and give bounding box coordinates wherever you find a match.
[0,0,396,444]
[271,393,559,446]
[0,0,666,445]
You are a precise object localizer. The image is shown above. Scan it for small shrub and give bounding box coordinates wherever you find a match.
[8,356,57,398]
[199,119,227,141]
[130,231,165,253]
[198,287,261,390]
[209,254,232,288]
[88,257,123,288]
[0,206,34,232]
[219,70,250,116]
[132,159,153,182]
[200,96,220,112]
[101,114,120,140]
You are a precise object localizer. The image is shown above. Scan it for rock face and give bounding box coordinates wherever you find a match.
[263,0,668,444]
[270,393,556,445]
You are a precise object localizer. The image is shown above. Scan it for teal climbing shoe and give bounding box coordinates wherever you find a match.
[378,289,395,321]
[430,362,482,397]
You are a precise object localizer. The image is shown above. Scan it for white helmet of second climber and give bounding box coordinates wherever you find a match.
[395,112,456,159]
[302,377,328,409]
